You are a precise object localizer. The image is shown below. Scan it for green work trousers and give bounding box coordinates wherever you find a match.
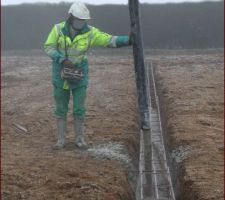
[53,86,87,119]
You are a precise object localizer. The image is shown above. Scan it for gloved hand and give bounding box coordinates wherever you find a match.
[129,31,135,45]
[61,59,74,69]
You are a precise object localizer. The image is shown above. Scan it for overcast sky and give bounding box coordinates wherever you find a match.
[2,0,222,5]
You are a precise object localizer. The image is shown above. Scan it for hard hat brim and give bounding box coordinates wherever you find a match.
[68,13,91,20]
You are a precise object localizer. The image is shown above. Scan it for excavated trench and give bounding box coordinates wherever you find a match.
[128,60,183,200]
[104,57,181,200]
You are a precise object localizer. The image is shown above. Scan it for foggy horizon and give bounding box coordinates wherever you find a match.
[2,0,222,5]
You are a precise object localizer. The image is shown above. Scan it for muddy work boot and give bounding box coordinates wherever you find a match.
[53,117,66,150]
[74,118,88,150]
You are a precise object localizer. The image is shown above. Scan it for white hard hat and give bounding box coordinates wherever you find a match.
[68,1,91,20]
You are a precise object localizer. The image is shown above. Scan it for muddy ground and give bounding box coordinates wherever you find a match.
[2,49,224,200]
[1,52,139,200]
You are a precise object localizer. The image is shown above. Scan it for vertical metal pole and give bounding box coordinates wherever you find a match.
[128,0,150,130]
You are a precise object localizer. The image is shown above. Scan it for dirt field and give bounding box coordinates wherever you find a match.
[1,53,139,200]
[146,51,224,200]
[2,50,224,200]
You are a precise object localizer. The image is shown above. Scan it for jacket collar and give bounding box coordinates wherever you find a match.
[62,20,90,38]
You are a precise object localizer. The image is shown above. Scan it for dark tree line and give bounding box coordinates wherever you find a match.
[2,1,224,50]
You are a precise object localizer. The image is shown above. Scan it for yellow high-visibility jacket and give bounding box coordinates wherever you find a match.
[44,21,130,89]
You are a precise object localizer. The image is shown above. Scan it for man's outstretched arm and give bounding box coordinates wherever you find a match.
[90,27,131,48]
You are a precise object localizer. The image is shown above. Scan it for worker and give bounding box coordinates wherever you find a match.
[44,1,132,150]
